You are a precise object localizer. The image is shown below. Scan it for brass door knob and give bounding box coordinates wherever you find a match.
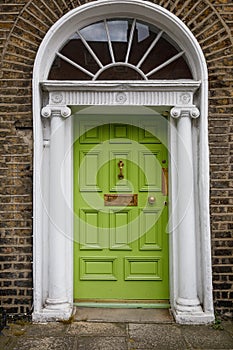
[148,196,155,204]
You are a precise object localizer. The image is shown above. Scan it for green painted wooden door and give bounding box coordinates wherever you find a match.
[74,116,169,301]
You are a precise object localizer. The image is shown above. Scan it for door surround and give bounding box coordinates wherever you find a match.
[32,0,214,324]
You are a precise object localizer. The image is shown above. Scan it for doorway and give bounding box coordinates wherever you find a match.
[33,0,214,323]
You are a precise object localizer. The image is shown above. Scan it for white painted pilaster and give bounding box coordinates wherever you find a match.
[40,105,73,320]
[170,106,211,323]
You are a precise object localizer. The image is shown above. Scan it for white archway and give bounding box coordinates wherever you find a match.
[32,0,214,324]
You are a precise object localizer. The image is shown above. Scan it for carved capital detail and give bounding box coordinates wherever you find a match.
[60,106,72,118]
[170,106,200,119]
[41,106,52,118]
[41,105,71,119]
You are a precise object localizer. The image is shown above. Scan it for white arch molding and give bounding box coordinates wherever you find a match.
[33,0,214,324]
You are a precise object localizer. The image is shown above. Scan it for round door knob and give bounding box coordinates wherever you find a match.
[148,196,155,204]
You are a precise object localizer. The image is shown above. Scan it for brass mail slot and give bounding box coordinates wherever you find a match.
[104,194,138,206]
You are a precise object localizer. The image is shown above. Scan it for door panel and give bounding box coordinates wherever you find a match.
[79,209,102,250]
[79,150,102,192]
[110,209,133,250]
[139,149,162,191]
[124,257,162,281]
[80,256,117,281]
[139,209,163,251]
[74,117,169,300]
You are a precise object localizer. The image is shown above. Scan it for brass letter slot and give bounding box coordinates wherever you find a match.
[104,194,138,206]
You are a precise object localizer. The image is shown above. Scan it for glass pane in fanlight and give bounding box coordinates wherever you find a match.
[107,20,129,42]
[80,21,107,42]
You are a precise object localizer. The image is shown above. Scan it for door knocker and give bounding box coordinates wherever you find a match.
[118,160,124,180]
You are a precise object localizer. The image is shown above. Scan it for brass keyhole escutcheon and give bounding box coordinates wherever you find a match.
[118,160,124,180]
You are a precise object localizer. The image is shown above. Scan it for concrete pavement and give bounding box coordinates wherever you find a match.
[0,311,232,349]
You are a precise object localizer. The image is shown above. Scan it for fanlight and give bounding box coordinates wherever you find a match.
[49,18,192,80]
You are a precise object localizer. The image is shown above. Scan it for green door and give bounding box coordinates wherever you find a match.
[74,116,169,301]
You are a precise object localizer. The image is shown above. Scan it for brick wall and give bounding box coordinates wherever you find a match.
[0,0,232,317]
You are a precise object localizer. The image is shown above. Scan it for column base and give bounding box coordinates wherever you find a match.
[173,297,215,324]
[33,304,73,322]
[173,309,215,324]
[176,297,202,313]
[45,298,71,311]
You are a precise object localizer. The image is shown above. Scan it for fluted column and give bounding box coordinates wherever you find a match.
[41,105,71,311]
[171,106,202,313]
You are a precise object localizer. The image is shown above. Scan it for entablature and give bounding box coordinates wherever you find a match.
[41,80,200,107]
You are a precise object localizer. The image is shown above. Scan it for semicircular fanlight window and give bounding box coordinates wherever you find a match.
[48,18,192,80]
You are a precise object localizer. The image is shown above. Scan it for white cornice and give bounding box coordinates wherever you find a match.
[41,80,200,91]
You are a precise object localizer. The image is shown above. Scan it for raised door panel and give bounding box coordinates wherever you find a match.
[80,257,117,281]
[139,149,162,192]
[79,120,103,144]
[79,150,102,192]
[138,117,167,144]
[79,209,102,250]
[139,209,163,251]
[110,209,132,250]
[124,257,162,281]
[110,124,132,143]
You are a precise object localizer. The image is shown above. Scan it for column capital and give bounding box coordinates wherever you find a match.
[170,106,200,119]
[41,105,71,119]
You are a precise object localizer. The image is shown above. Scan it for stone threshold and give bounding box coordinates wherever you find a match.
[74,307,174,323]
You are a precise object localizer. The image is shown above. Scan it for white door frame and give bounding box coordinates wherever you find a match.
[32,0,214,324]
